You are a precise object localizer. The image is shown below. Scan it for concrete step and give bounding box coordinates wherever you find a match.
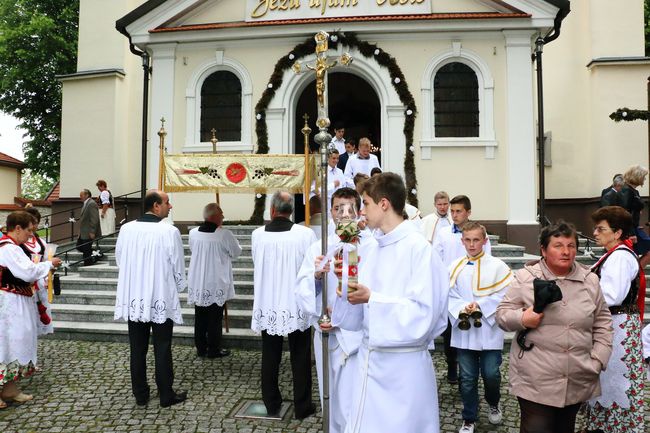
[59,275,256,296]
[490,244,525,258]
[54,289,255,309]
[49,303,253,328]
[76,265,254,280]
[45,320,263,350]
[104,254,254,268]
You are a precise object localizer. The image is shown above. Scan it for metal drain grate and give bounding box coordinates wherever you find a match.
[233,400,291,420]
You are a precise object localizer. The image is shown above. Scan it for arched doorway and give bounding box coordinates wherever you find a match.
[293,72,381,222]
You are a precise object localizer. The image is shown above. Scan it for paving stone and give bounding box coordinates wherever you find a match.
[0,339,648,432]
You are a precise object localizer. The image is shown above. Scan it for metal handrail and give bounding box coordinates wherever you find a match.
[56,229,121,276]
[577,232,598,258]
[42,190,142,244]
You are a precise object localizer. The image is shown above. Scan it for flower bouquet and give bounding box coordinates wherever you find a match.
[334,203,360,295]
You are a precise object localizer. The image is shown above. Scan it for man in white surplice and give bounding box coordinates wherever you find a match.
[251,191,317,419]
[295,187,366,433]
[114,190,187,408]
[420,191,453,244]
[188,203,241,359]
[332,173,448,433]
[447,222,512,433]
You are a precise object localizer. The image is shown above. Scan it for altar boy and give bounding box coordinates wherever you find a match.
[448,222,512,433]
[295,187,365,433]
[332,173,447,433]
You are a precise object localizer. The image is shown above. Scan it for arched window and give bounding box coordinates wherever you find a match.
[434,62,479,137]
[200,71,242,142]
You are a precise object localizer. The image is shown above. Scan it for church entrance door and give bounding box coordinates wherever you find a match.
[293,72,381,223]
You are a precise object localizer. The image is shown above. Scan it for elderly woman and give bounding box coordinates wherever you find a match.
[0,211,61,408]
[496,221,613,433]
[618,164,650,267]
[585,207,644,433]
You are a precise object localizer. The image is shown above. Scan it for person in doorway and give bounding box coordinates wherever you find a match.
[330,123,346,155]
[187,203,241,359]
[337,138,356,171]
[343,137,380,179]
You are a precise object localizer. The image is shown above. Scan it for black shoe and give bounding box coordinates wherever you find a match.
[135,396,150,406]
[295,403,316,420]
[447,369,459,384]
[207,348,231,358]
[197,351,207,358]
[160,391,187,408]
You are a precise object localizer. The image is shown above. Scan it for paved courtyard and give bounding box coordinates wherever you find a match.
[1,339,648,433]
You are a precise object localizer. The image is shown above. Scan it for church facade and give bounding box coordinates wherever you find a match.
[58,0,649,249]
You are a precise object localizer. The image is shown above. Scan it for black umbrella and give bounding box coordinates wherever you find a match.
[516,278,563,354]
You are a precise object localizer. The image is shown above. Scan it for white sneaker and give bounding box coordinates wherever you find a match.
[459,421,475,433]
[488,405,503,424]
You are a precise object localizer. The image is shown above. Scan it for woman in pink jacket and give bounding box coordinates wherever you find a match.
[496,221,613,433]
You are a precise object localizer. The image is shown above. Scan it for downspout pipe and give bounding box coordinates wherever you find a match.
[116,26,151,214]
[534,1,571,226]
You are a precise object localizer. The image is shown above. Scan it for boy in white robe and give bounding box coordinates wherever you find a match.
[188,203,241,358]
[295,187,365,433]
[114,190,187,408]
[332,173,448,433]
[420,191,453,244]
[643,324,650,380]
[311,150,350,215]
[251,191,317,419]
[343,138,381,180]
[448,222,512,433]
[432,194,492,384]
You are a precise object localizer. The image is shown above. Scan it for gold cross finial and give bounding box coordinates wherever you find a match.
[210,128,218,153]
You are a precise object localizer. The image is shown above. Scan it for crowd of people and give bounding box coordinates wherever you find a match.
[2,148,650,433]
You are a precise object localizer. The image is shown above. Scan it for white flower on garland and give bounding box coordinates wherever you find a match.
[406,109,413,116]
[267,83,273,89]
[374,49,380,55]
[256,193,262,199]
[622,111,628,118]
[288,53,295,60]
[409,146,415,152]
[256,113,262,120]
[394,77,401,84]
[330,34,338,42]
[411,188,417,195]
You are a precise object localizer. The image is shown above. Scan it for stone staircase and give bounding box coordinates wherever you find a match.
[45,227,650,350]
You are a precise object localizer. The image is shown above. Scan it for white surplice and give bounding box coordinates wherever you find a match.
[0,240,52,366]
[432,225,492,268]
[114,220,187,324]
[21,236,54,335]
[643,324,650,380]
[295,235,366,433]
[251,224,316,335]
[343,154,381,179]
[448,254,512,351]
[420,212,452,244]
[187,227,242,307]
[332,221,447,433]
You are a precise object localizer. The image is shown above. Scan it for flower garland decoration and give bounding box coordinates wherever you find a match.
[250,31,418,223]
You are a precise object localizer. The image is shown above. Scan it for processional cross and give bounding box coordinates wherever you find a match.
[291,31,352,433]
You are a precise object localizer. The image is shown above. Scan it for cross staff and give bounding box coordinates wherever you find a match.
[292,31,352,433]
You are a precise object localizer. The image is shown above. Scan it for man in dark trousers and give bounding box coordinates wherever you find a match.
[76,188,101,266]
[251,191,317,419]
[114,190,187,408]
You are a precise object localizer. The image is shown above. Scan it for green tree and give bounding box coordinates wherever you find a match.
[0,0,79,180]
[21,169,55,200]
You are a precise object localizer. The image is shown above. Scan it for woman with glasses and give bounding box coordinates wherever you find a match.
[585,206,644,433]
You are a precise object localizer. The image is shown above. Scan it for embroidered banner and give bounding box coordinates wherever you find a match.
[164,153,316,193]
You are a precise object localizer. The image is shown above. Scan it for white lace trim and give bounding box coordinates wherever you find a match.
[114,298,183,325]
[187,287,233,307]
[251,308,311,335]
[590,314,630,408]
